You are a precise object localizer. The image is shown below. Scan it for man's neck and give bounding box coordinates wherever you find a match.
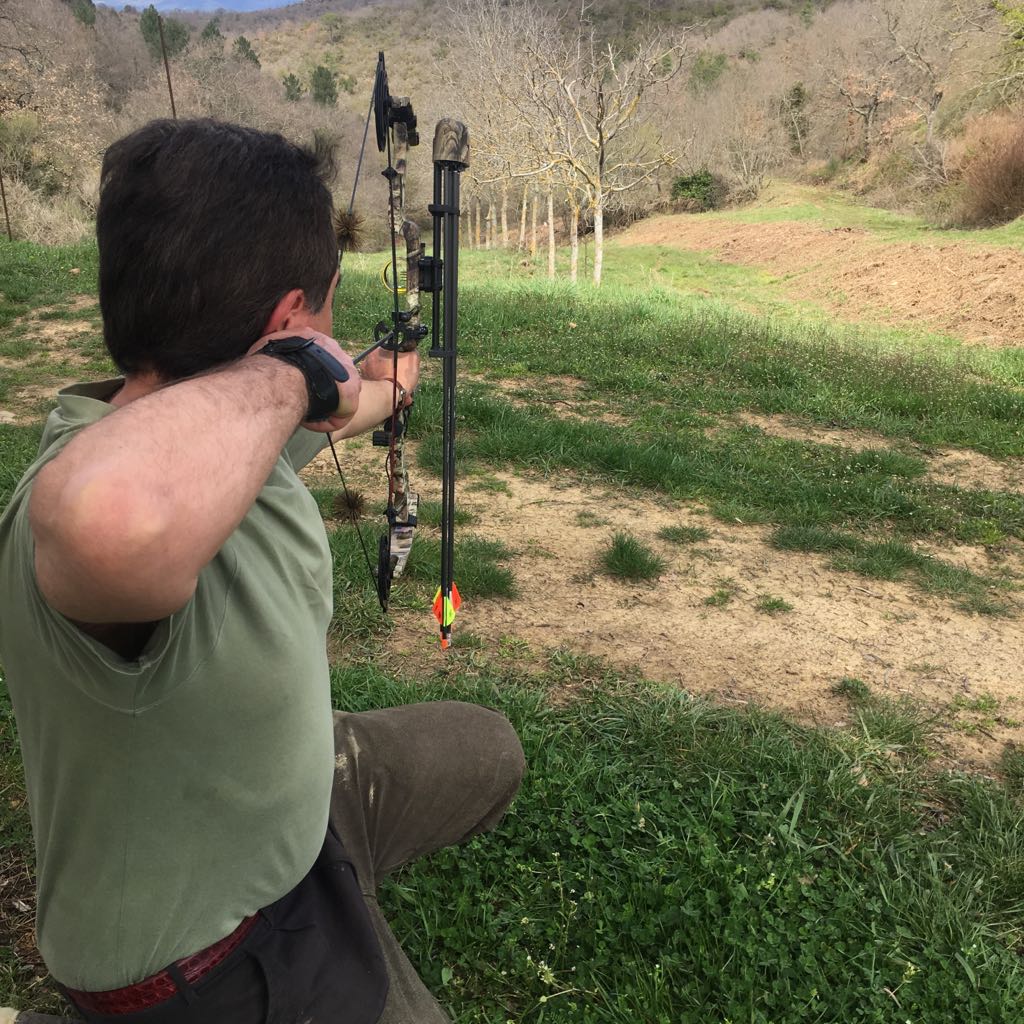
[111,372,163,408]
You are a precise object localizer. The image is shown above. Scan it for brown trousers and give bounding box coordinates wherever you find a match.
[14,700,526,1024]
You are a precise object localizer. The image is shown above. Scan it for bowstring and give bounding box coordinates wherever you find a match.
[327,63,386,604]
[384,123,403,522]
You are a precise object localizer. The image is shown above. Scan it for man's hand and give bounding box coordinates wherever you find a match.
[249,329,362,431]
[359,347,421,408]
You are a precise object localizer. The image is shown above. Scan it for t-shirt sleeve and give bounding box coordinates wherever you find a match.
[283,428,330,472]
[0,486,229,713]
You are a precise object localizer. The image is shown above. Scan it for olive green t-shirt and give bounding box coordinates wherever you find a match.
[0,380,335,990]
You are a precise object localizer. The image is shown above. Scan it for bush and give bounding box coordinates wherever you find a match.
[310,65,338,107]
[0,176,92,246]
[670,169,727,211]
[948,111,1024,227]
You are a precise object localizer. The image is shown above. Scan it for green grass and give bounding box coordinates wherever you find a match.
[703,578,739,608]
[755,593,793,615]
[771,525,1015,615]
[700,182,1024,249]
[599,532,666,581]
[831,675,939,756]
[0,241,98,329]
[2,233,1024,1020]
[657,524,711,545]
[1003,746,1024,793]
[328,665,1024,1024]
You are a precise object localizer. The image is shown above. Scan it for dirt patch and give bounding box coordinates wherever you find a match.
[374,466,1023,772]
[1,380,81,426]
[26,321,96,355]
[735,411,1024,492]
[617,216,1024,348]
[478,375,631,427]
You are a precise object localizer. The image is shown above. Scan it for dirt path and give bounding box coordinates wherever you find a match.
[323,441,1024,774]
[617,216,1024,348]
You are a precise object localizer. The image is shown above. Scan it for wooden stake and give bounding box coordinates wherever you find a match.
[158,15,178,120]
[0,165,12,242]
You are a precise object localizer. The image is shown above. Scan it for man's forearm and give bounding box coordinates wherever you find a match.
[331,378,404,439]
[31,356,308,624]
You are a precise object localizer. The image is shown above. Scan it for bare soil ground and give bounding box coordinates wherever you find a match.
[617,216,1024,347]
[313,437,1024,775]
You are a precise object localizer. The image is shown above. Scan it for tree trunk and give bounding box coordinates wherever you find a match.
[569,204,579,285]
[546,191,556,279]
[517,183,528,252]
[530,192,538,258]
[501,183,509,248]
[474,199,481,249]
[593,194,604,287]
[485,203,492,250]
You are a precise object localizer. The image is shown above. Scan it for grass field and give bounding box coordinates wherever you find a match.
[1,221,1023,1022]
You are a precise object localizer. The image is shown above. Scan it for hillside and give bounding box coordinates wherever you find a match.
[616,184,1024,348]
[2,0,1017,251]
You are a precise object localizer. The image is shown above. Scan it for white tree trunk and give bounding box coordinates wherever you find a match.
[485,203,492,249]
[570,204,579,284]
[530,192,538,258]
[546,191,556,279]
[501,183,509,248]
[517,183,528,252]
[474,199,482,249]
[593,195,604,286]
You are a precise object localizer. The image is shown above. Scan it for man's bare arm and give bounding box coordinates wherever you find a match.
[30,356,315,625]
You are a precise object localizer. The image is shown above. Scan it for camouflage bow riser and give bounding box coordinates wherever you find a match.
[381,115,421,582]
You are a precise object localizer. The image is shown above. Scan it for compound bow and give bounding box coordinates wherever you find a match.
[330,52,467,650]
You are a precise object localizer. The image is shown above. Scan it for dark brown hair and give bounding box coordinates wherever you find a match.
[97,119,339,380]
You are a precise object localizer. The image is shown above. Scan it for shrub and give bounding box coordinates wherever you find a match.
[66,0,96,26]
[948,111,1024,227]
[670,169,727,211]
[311,65,338,107]
[233,35,260,67]
[139,5,189,60]
[0,175,92,246]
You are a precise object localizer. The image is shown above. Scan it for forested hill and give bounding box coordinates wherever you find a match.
[119,0,835,32]
[2,0,1022,249]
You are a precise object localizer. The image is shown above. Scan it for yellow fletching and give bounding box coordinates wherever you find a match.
[432,586,460,628]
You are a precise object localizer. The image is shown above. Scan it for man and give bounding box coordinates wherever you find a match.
[0,118,525,1024]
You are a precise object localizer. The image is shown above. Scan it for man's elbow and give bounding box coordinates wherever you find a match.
[30,467,196,623]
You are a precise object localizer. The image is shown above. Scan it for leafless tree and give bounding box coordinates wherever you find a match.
[446,0,687,285]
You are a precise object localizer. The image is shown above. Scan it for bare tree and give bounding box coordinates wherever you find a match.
[0,0,42,69]
[518,4,687,284]
[446,0,687,285]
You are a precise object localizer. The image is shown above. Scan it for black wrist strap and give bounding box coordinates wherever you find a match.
[258,337,350,421]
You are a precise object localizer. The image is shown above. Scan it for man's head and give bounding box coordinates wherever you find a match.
[97,119,339,382]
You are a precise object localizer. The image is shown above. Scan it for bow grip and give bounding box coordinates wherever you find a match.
[433,119,470,169]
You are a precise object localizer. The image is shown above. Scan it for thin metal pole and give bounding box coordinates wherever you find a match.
[0,166,12,242]
[158,15,177,120]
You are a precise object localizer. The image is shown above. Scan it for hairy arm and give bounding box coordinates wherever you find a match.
[30,356,312,625]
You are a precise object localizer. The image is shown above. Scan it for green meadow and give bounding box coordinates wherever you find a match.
[1,232,1022,1022]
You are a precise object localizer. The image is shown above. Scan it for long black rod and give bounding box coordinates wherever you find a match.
[431,163,443,348]
[441,164,461,618]
[157,16,178,120]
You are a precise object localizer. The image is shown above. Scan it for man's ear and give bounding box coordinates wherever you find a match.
[262,288,307,334]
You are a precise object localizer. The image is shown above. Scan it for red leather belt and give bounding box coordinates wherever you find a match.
[65,914,259,1015]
